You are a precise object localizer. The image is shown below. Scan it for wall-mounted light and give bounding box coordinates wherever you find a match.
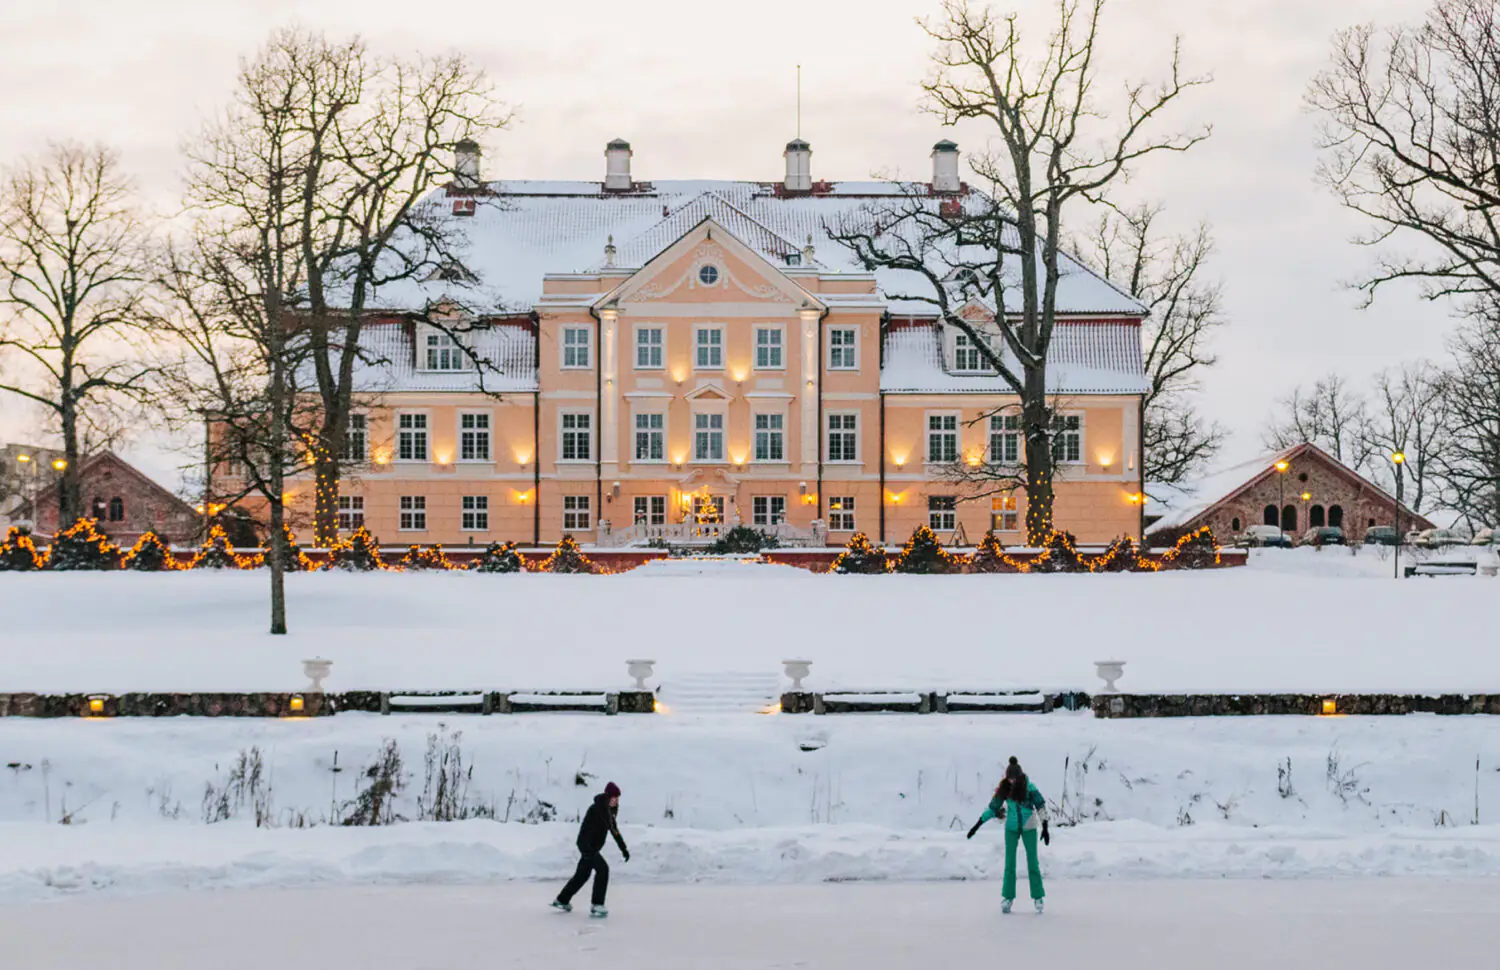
[1321,698,1337,716]
[892,453,908,469]
[612,481,621,498]
[1098,453,1114,470]
[289,695,305,713]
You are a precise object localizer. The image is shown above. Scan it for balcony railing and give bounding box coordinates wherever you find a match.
[595,518,826,548]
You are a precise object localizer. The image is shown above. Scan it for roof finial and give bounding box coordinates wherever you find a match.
[604,234,616,267]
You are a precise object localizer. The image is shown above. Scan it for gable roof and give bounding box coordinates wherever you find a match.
[881,321,1149,395]
[28,451,197,519]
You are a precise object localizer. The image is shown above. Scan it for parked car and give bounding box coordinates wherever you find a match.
[1241,524,1293,548]
[1472,527,1498,546]
[1415,528,1465,548]
[1404,529,1426,546]
[1300,526,1346,546]
[1363,525,1399,546]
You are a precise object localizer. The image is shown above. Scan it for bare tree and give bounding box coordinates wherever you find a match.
[829,0,1209,541]
[0,143,154,527]
[1438,312,1500,526]
[1263,373,1374,471]
[1309,0,1500,307]
[1080,204,1227,483]
[1359,361,1449,512]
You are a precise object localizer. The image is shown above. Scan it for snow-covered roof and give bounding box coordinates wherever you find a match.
[1146,447,1301,533]
[365,180,1148,318]
[293,322,538,394]
[881,322,1149,395]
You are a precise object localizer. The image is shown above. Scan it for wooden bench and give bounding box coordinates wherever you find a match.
[1405,561,1478,578]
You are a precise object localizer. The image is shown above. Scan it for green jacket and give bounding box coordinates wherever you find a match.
[979,781,1047,833]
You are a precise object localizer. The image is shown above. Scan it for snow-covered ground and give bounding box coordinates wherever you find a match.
[1,546,1496,694]
[6,880,1500,968]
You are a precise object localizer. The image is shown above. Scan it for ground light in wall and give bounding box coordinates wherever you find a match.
[1322,698,1338,716]
[86,694,109,716]
[288,695,305,714]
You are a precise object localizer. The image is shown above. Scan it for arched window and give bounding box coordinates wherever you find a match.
[1231,516,1242,532]
[1368,517,1376,528]
[1329,505,1344,528]
[1281,505,1297,532]
[1264,505,1279,526]
[1310,505,1326,528]
[108,497,125,522]
[92,497,107,520]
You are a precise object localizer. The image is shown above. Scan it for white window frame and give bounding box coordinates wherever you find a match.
[561,326,593,370]
[396,411,430,463]
[563,495,592,531]
[952,332,990,373]
[692,410,726,462]
[928,495,957,533]
[752,495,787,526]
[926,411,960,464]
[633,495,667,526]
[753,412,785,462]
[458,411,492,463]
[991,494,1019,532]
[694,325,725,371]
[827,327,859,371]
[399,495,427,532]
[1051,413,1084,465]
[826,411,860,463]
[337,495,365,532]
[828,496,856,532]
[989,413,1022,465]
[341,413,368,463]
[633,411,666,463]
[461,494,489,532]
[422,330,469,372]
[634,325,665,370]
[559,410,594,463]
[754,325,785,370]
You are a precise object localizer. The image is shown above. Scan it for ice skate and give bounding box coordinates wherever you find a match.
[1001,898,1013,914]
[590,904,609,919]
[550,900,571,913]
[1034,899,1045,914]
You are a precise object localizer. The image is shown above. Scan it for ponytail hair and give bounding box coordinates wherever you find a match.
[1002,756,1028,801]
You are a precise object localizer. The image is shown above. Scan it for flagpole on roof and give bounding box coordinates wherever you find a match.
[797,64,802,139]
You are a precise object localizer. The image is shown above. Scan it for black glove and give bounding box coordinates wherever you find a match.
[1041,821,1050,846]
[966,820,982,840]
[622,849,631,862]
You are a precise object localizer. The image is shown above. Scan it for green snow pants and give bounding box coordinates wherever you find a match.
[1003,826,1044,901]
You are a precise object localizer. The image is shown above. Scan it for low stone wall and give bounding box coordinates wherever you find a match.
[780,690,1090,714]
[763,548,1248,573]
[0,689,656,718]
[1092,692,1500,718]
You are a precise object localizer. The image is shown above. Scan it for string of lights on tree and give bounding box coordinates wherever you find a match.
[828,524,1224,574]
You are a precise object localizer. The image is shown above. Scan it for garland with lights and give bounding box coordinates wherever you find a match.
[47,518,123,571]
[1088,535,1143,573]
[540,534,596,573]
[255,523,316,571]
[326,526,387,571]
[190,524,247,570]
[470,541,526,573]
[1030,530,1086,573]
[1155,525,1221,569]
[123,531,178,571]
[0,526,44,571]
[968,531,1031,573]
[893,525,963,574]
[829,532,890,574]
[399,544,459,571]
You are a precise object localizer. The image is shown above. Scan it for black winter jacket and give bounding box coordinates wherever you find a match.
[577,794,628,855]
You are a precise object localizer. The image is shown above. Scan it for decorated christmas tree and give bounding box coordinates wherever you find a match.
[259,523,316,571]
[969,531,1020,573]
[47,519,123,571]
[893,525,960,574]
[190,524,243,569]
[1030,530,1084,573]
[0,526,44,571]
[326,526,386,571]
[1161,526,1220,570]
[470,540,525,573]
[123,531,177,571]
[1089,535,1140,573]
[829,532,888,574]
[541,534,595,574]
[399,544,457,571]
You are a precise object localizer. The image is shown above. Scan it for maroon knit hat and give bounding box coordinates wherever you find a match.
[604,782,621,798]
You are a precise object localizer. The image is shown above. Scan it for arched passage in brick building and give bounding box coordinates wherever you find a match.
[1329,505,1344,528]
[1310,505,1326,528]
[1264,504,1278,526]
[1281,505,1297,532]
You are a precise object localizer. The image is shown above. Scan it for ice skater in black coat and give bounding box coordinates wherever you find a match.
[552,782,630,917]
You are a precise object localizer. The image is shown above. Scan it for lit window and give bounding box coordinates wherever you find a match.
[828,328,857,370]
[927,414,959,463]
[634,413,664,462]
[989,413,1021,464]
[460,413,491,461]
[827,413,858,462]
[342,414,367,462]
[561,413,592,461]
[695,327,723,369]
[752,496,787,526]
[399,495,427,531]
[755,327,783,369]
[338,495,365,532]
[694,412,725,461]
[633,495,667,526]
[991,494,1018,532]
[636,327,663,369]
[562,327,592,368]
[425,332,466,371]
[397,413,429,462]
[828,496,856,532]
[563,495,592,531]
[461,495,489,532]
[1051,414,1083,464]
[754,413,784,461]
[929,495,957,532]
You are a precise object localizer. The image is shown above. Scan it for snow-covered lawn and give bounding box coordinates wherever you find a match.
[1,547,1496,694]
[5,880,1499,968]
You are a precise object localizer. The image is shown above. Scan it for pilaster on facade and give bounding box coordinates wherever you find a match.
[600,307,620,478]
[799,308,820,477]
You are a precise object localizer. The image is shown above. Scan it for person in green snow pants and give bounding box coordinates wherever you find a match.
[967,756,1050,912]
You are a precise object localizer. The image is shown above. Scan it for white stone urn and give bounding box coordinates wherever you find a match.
[626,659,656,690]
[302,657,332,693]
[783,659,813,691]
[1094,660,1126,693]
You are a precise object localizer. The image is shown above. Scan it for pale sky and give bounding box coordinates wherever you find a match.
[0,0,1456,491]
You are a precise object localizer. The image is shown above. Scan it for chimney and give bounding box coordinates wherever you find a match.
[931,139,960,194]
[454,139,482,190]
[604,138,633,192]
[784,138,812,193]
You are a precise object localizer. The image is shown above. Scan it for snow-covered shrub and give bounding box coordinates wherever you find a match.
[258,524,316,571]
[399,544,457,571]
[470,540,525,573]
[47,519,122,570]
[0,526,44,571]
[710,525,779,554]
[540,535,595,574]
[190,524,243,569]
[1030,531,1084,573]
[892,525,961,574]
[1092,536,1141,573]
[829,532,888,574]
[968,531,1020,573]
[326,526,386,571]
[123,531,177,571]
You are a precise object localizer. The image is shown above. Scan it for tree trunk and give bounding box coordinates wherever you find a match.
[313,448,339,548]
[267,327,289,636]
[58,389,81,527]
[1022,365,1055,544]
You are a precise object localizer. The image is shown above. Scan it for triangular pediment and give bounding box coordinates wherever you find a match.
[683,382,731,402]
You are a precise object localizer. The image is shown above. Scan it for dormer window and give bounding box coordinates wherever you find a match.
[954,332,989,372]
[424,330,468,371]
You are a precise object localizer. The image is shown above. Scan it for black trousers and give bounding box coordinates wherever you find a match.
[558,851,609,906]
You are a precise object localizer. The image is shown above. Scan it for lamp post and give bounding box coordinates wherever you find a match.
[1391,451,1406,579]
[1274,459,1290,542]
[1301,491,1312,540]
[15,453,34,529]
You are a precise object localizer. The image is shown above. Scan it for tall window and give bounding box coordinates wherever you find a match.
[754,413,784,461]
[989,413,1021,464]
[633,495,666,526]
[991,495,1018,532]
[460,413,491,461]
[828,496,856,531]
[635,327,663,369]
[1310,505,1326,528]
[425,332,465,371]
[92,497,107,519]
[828,328,857,369]
[694,412,725,461]
[954,333,985,371]
[752,496,787,526]
[755,327,783,369]
[695,327,723,369]
[1263,505,1278,526]
[563,495,592,530]
[108,496,125,522]
[927,414,959,463]
[929,495,957,532]
[561,412,592,461]
[827,413,858,462]
[338,495,364,532]
[397,413,429,461]
[342,414,367,462]
[562,327,592,368]
[1051,414,1082,463]
[634,413,664,461]
[461,495,488,532]
[399,495,427,531]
